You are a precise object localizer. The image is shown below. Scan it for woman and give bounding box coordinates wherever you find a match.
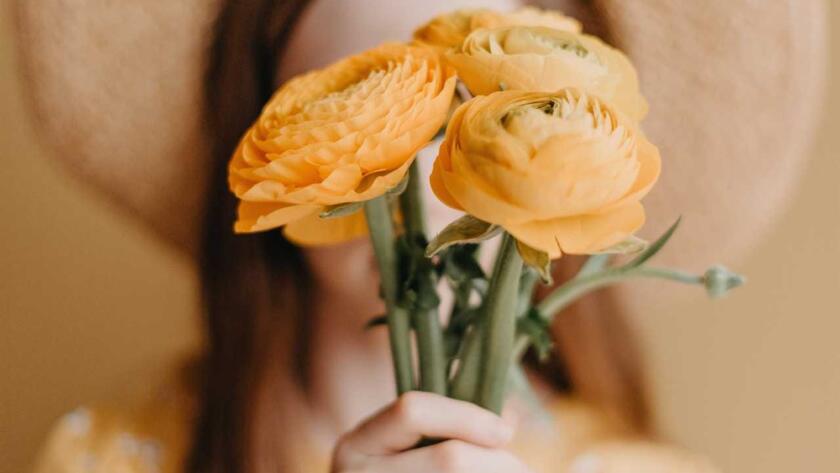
[16,0,826,472]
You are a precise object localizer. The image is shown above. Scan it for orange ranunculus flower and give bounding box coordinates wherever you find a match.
[228,43,457,245]
[447,26,648,121]
[413,7,581,50]
[430,89,660,259]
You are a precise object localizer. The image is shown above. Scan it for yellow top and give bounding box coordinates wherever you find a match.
[33,380,719,473]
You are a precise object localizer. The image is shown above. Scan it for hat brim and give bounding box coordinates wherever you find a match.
[13,0,828,272]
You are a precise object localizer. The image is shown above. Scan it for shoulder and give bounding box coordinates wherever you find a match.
[514,397,720,473]
[34,406,165,473]
[567,441,719,473]
[33,374,194,473]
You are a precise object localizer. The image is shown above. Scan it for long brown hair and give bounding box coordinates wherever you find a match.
[192,1,650,472]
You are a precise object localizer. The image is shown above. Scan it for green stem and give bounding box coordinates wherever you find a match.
[400,162,447,395]
[450,328,483,401]
[450,240,508,402]
[364,196,415,395]
[414,308,447,394]
[476,233,523,413]
[512,335,531,364]
[400,161,427,235]
[536,265,702,321]
[450,240,502,402]
[517,269,540,318]
[512,265,703,362]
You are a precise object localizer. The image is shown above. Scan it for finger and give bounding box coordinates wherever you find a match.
[343,392,514,456]
[501,404,521,431]
[371,440,534,473]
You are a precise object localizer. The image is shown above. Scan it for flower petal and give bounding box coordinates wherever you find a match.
[506,202,646,258]
[596,137,661,214]
[283,209,369,246]
[440,167,534,225]
[234,202,321,233]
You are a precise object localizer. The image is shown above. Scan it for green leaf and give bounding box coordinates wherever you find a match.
[441,244,485,284]
[624,217,682,269]
[426,215,502,257]
[472,278,489,297]
[517,308,553,362]
[320,201,365,219]
[597,236,649,256]
[447,307,479,337]
[515,239,553,284]
[414,286,441,310]
[395,234,441,312]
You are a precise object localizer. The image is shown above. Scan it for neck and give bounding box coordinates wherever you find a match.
[304,285,397,439]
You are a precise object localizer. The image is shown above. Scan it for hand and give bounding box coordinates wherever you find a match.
[331,391,534,473]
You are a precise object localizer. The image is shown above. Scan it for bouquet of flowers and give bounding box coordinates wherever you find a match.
[227,8,744,415]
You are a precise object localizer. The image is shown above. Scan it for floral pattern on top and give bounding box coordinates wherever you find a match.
[34,393,719,473]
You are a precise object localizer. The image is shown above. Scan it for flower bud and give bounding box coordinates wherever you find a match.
[703,265,746,298]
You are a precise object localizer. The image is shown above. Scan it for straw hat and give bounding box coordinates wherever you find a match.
[13,0,827,271]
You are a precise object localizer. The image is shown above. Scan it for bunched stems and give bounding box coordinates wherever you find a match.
[450,239,508,403]
[450,244,534,404]
[364,196,415,395]
[400,161,447,395]
[366,179,742,410]
[475,233,523,413]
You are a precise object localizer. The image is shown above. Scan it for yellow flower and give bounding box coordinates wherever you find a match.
[430,89,660,259]
[413,7,581,50]
[447,26,648,121]
[471,7,582,33]
[228,43,457,245]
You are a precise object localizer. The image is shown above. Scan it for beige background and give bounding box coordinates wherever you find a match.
[1,4,838,473]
